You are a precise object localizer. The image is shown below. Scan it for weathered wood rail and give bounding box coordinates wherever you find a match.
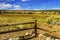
[0,22,35,27]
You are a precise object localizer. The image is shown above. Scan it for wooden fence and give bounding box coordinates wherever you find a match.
[0,20,60,40]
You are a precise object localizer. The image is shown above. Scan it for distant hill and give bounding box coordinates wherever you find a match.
[0,10,60,14]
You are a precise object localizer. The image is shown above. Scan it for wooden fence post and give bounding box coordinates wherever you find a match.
[34,20,38,37]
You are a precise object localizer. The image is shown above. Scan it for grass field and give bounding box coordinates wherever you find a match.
[0,10,60,32]
[0,10,60,40]
[0,13,60,32]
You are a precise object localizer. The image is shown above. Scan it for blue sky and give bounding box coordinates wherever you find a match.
[0,0,60,10]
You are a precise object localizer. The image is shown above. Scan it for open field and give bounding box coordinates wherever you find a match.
[0,10,60,40]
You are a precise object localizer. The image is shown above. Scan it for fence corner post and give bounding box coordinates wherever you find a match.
[34,20,38,37]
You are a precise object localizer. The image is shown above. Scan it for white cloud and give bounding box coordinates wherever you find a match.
[0,3,21,10]
[22,0,30,2]
[13,5,21,10]
[0,3,12,9]
[32,8,41,10]
[52,7,60,10]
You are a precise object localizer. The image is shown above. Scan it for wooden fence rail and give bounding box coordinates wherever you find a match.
[0,22,35,27]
